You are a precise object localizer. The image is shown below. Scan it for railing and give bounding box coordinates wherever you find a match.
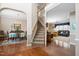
[32,22,37,40]
[38,16,45,27]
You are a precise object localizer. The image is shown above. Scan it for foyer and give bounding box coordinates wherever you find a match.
[0,3,79,56]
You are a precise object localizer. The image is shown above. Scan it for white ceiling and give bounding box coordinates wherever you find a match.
[1,9,26,20]
[46,3,75,23]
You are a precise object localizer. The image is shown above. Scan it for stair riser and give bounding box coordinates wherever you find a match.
[38,31,45,33]
[34,39,44,40]
[33,42,44,44]
[36,33,44,35]
[34,40,44,41]
[38,29,44,30]
[37,31,44,33]
[35,37,45,39]
[35,35,44,37]
[38,30,44,31]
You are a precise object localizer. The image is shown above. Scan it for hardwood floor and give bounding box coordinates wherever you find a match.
[43,42,75,56]
[0,41,75,56]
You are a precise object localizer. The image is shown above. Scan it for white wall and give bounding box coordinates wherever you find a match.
[32,3,37,29]
[47,12,69,23]
[1,10,27,32]
[0,3,38,46]
[75,3,79,56]
[1,3,32,33]
[32,3,37,40]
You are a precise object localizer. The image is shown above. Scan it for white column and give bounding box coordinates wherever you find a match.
[27,4,32,46]
[27,4,37,46]
[70,11,76,45]
[75,3,79,56]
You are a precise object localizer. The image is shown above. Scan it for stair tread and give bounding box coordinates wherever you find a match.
[36,34,44,35]
[38,29,44,30]
[38,29,44,31]
[37,32,44,33]
[34,39,44,40]
[37,30,44,31]
[36,32,44,34]
[35,35,44,37]
[35,34,44,35]
[33,41,44,44]
[33,40,45,42]
[35,36,44,37]
[38,30,44,31]
[35,37,44,39]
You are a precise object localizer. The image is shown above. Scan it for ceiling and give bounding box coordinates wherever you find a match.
[46,3,75,23]
[1,9,26,20]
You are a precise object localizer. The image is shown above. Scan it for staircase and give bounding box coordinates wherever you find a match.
[32,21,45,47]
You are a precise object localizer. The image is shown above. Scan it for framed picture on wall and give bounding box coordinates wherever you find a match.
[14,24,21,30]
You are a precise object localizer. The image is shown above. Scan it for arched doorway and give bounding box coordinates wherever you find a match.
[0,8,27,54]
